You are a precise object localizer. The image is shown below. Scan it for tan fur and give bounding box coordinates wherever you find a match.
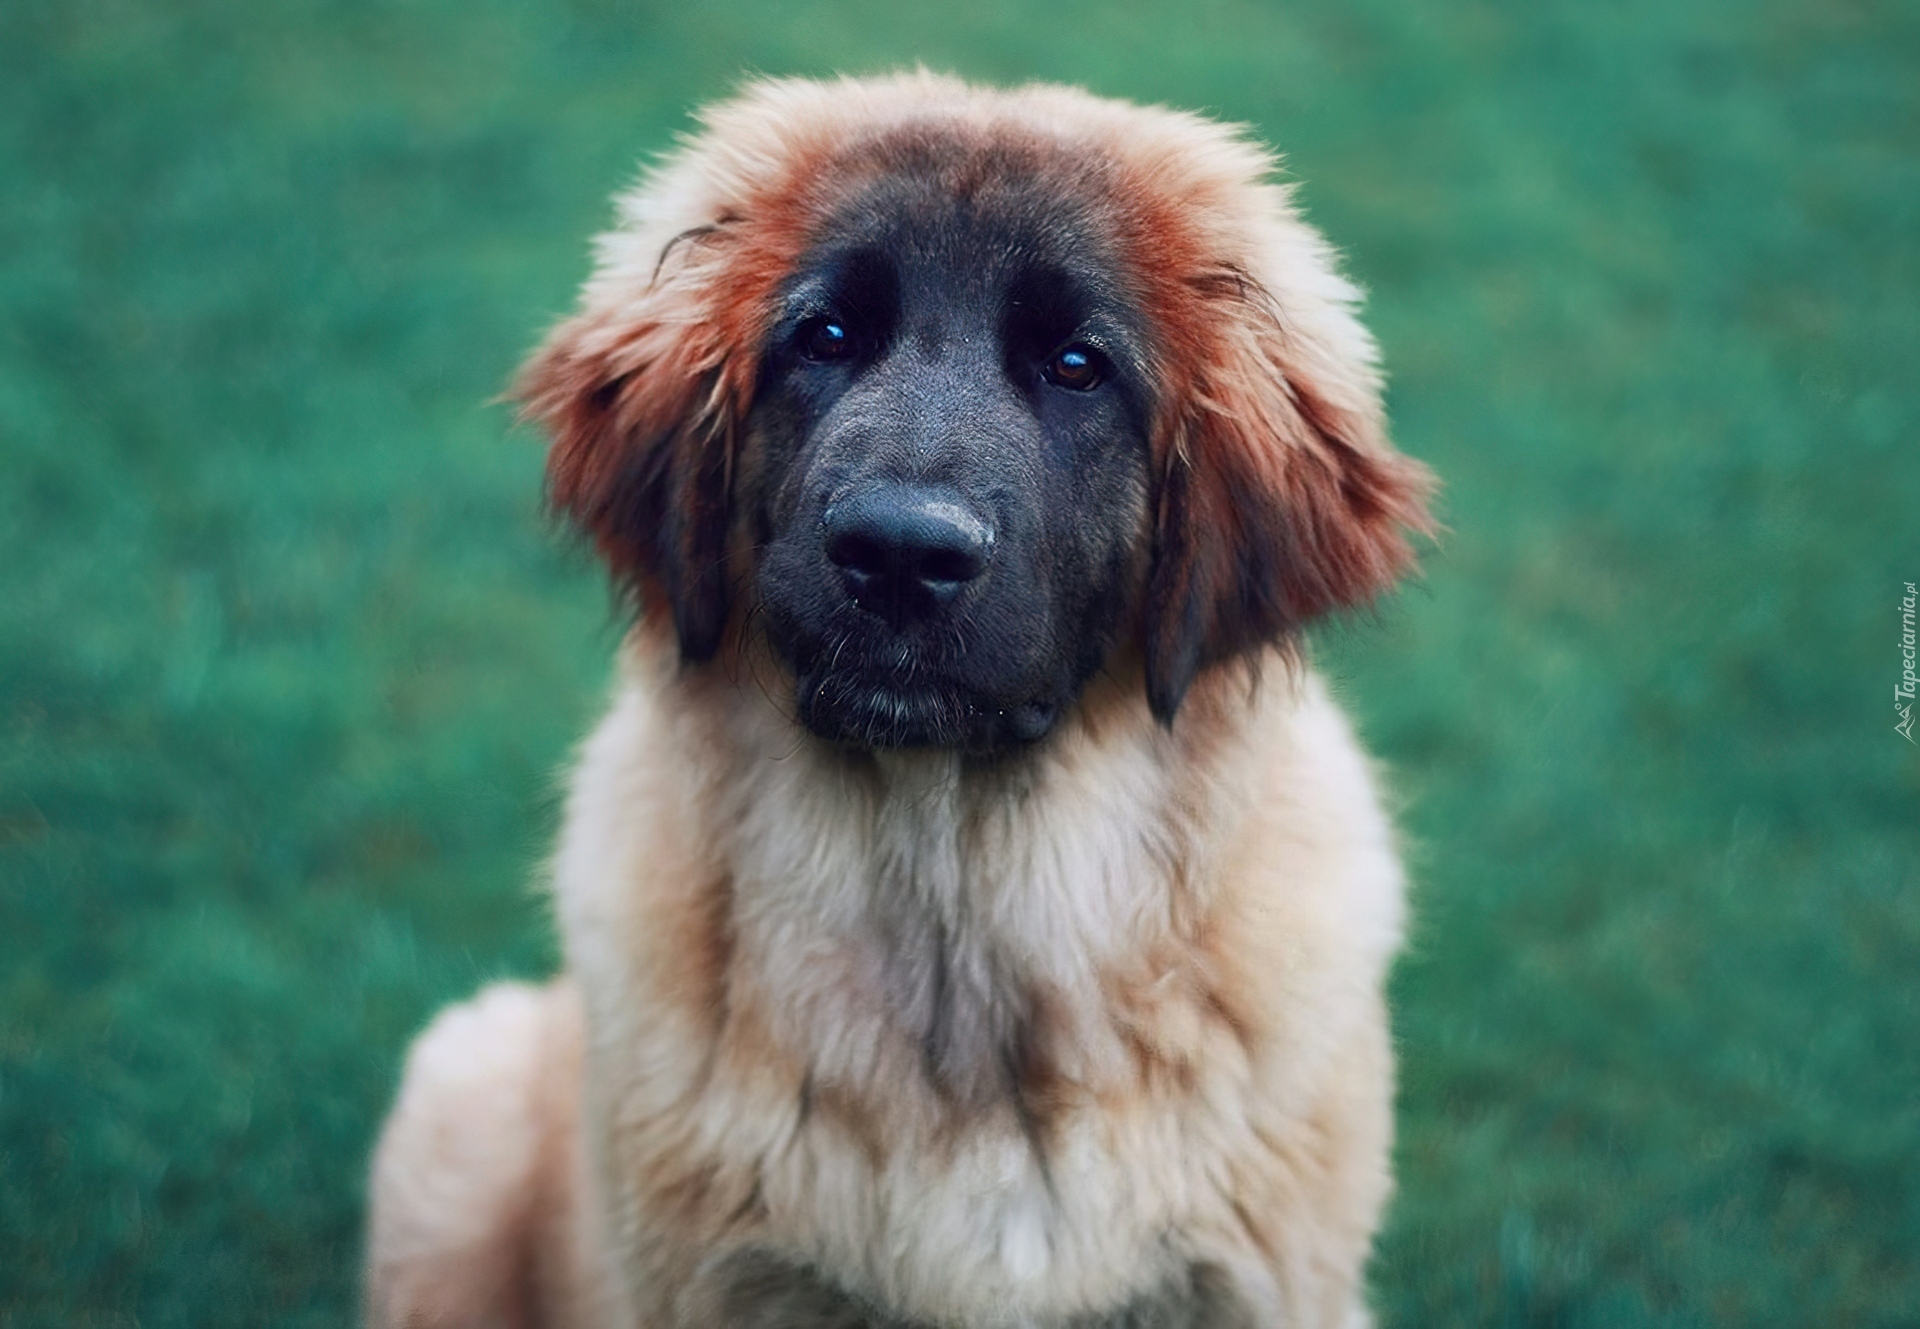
[368,73,1428,1328]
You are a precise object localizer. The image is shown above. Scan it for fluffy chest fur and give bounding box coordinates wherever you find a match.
[550,641,1404,1325]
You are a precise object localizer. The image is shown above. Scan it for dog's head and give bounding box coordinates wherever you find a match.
[519,74,1433,752]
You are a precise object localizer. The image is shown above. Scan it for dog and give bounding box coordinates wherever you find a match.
[365,72,1434,1328]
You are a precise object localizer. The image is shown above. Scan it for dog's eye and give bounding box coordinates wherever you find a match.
[798,317,857,362]
[1043,344,1104,392]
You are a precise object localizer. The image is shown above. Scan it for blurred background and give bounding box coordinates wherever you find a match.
[3,0,1916,1323]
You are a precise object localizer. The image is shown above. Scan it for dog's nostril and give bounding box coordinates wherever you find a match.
[918,546,983,586]
[825,531,890,578]
[823,488,992,621]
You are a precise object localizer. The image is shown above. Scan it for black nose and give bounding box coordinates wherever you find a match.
[824,487,993,626]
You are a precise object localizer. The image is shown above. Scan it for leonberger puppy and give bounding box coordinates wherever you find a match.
[366,72,1434,1329]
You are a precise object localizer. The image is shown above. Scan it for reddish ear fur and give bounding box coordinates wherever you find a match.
[1143,281,1435,723]
[514,231,762,661]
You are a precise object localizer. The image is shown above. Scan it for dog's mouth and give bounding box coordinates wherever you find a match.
[798,667,966,749]
[794,664,1060,752]
[760,582,1068,752]
[787,633,1067,756]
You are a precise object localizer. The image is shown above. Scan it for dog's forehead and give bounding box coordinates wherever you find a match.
[794,139,1129,302]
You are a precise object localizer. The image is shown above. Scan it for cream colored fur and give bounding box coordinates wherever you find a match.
[368,648,1403,1327]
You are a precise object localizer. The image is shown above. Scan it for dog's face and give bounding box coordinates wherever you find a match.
[518,78,1434,754]
[752,173,1153,749]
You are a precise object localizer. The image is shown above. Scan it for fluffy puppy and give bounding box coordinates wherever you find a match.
[365,72,1434,1329]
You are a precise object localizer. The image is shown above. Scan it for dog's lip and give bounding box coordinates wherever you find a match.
[765,600,1065,749]
[801,667,966,717]
[796,667,1060,750]
[801,673,964,748]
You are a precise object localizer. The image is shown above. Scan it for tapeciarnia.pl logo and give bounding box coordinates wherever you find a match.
[1899,581,1917,742]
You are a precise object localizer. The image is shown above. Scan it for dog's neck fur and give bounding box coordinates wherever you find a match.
[546,632,1349,1322]
[665,635,1270,1120]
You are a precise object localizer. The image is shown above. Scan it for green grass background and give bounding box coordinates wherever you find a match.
[3,0,1916,1323]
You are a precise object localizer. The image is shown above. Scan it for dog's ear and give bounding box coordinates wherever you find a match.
[515,232,757,662]
[1143,275,1435,723]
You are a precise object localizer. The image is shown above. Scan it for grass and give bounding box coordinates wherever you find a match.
[2,0,1915,1323]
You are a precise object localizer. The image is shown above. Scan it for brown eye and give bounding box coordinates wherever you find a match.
[1044,344,1104,391]
[798,317,856,362]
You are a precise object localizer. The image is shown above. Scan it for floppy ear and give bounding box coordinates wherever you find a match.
[514,234,756,662]
[1142,280,1435,723]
